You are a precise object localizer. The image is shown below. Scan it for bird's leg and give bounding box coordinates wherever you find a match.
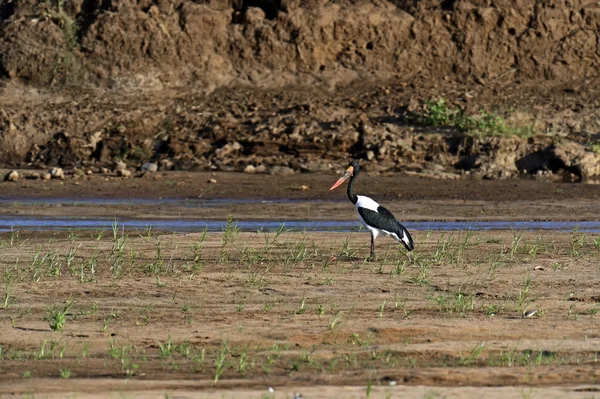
[368,232,375,262]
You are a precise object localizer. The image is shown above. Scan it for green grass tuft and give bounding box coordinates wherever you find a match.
[407,98,533,138]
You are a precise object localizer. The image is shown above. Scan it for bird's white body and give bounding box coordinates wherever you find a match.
[355,195,411,248]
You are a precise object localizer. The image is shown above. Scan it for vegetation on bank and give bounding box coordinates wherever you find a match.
[407,98,534,138]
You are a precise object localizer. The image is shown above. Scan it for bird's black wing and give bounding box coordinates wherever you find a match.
[357,205,414,251]
[357,206,399,233]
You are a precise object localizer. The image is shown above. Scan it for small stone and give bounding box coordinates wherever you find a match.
[159,159,174,171]
[141,162,158,173]
[99,167,110,174]
[50,167,64,179]
[366,150,375,161]
[244,7,265,24]
[208,178,217,184]
[41,173,51,180]
[113,160,127,172]
[244,165,256,174]
[522,309,538,318]
[4,170,19,182]
[299,185,309,191]
[255,165,267,173]
[85,169,93,175]
[270,166,294,175]
[117,169,132,178]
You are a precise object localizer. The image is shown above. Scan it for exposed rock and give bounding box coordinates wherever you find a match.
[550,142,600,181]
[270,166,294,175]
[4,170,19,182]
[41,173,51,180]
[208,178,218,184]
[72,168,85,178]
[159,159,174,171]
[215,142,243,158]
[243,7,265,25]
[50,167,64,179]
[117,169,132,178]
[255,165,267,174]
[300,162,330,172]
[99,167,110,174]
[141,162,158,172]
[244,164,256,174]
[85,169,93,175]
[113,160,127,172]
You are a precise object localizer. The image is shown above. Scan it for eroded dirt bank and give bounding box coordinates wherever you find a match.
[1,1,600,180]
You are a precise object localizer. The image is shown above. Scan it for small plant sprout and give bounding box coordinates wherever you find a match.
[158,336,174,358]
[460,341,485,366]
[379,300,386,318]
[47,298,75,331]
[214,341,230,384]
[2,271,14,309]
[517,271,532,313]
[330,311,342,330]
[59,368,72,379]
[295,295,307,315]
[222,215,240,246]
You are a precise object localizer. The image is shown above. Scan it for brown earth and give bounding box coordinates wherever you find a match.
[2,228,600,398]
[1,1,600,180]
[2,0,600,88]
[2,170,600,222]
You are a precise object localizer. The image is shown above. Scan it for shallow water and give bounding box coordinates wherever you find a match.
[0,197,330,207]
[1,216,599,233]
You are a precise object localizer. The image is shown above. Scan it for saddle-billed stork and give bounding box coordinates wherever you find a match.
[330,161,414,260]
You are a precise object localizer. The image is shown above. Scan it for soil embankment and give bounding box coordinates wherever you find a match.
[1,0,600,179]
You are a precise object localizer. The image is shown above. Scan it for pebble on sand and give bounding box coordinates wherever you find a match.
[141,162,158,173]
[4,170,19,182]
[50,167,64,179]
[117,169,132,178]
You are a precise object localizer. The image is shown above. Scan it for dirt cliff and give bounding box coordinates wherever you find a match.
[0,0,599,180]
[2,0,599,87]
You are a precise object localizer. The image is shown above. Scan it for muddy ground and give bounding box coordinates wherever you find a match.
[1,227,600,398]
[2,170,600,222]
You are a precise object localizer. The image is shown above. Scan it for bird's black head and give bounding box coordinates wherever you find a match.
[347,161,360,176]
[330,161,360,191]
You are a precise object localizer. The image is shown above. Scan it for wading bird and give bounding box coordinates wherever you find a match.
[330,161,414,260]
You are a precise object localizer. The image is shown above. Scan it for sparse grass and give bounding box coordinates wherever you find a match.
[0,228,598,389]
[407,98,534,138]
[2,270,14,309]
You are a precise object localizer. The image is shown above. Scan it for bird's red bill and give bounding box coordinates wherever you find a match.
[329,166,354,191]
[329,176,346,191]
